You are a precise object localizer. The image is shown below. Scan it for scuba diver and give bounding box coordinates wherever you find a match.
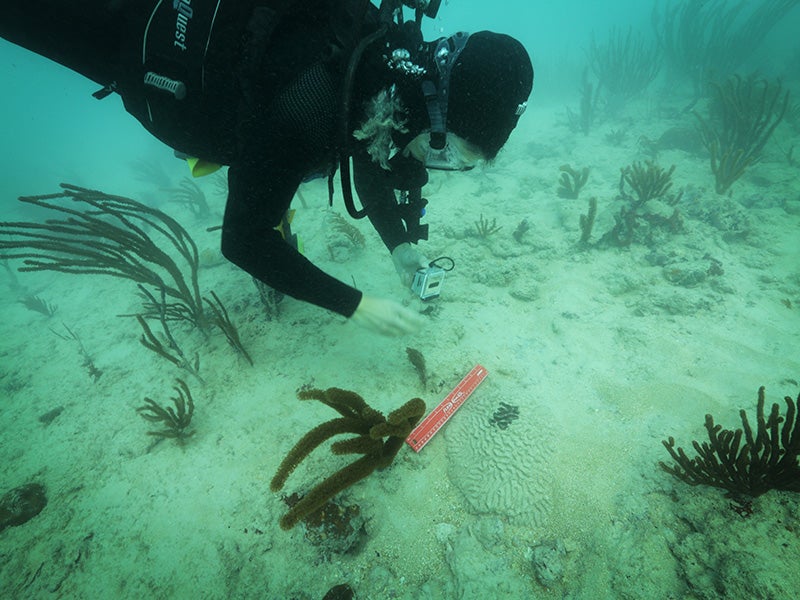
[0,0,533,336]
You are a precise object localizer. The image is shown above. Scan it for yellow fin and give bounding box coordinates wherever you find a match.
[186,157,222,177]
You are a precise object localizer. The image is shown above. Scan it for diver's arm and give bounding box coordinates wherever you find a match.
[351,150,409,252]
[222,164,421,333]
[352,149,431,286]
[222,157,362,317]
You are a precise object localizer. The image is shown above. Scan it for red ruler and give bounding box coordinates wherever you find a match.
[406,364,488,452]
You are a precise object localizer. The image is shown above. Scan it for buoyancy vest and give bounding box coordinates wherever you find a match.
[113,0,373,165]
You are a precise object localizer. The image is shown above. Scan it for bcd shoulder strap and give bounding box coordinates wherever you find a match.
[239,0,373,103]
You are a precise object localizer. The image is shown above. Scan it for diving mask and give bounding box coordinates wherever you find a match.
[403,132,483,171]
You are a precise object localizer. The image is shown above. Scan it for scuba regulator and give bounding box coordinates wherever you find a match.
[337,0,444,224]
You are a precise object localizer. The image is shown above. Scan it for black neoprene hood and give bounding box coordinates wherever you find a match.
[445,31,534,159]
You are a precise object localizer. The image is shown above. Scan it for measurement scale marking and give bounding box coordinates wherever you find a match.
[406,364,487,452]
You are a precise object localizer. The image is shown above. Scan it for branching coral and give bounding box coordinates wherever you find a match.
[0,183,205,326]
[50,323,103,382]
[598,161,681,247]
[203,291,253,366]
[473,214,502,238]
[271,387,425,530]
[136,285,204,384]
[695,74,789,194]
[566,68,599,135]
[18,294,57,317]
[557,164,590,199]
[589,26,661,110]
[167,178,211,219]
[579,197,598,244]
[660,386,800,498]
[654,0,798,96]
[136,379,196,442]
[619,161,676,207]
[329,212,366,248]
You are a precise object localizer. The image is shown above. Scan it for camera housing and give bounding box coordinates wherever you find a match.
[411,266,445,300]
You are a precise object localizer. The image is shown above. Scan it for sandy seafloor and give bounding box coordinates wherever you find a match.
[1,87,799,600]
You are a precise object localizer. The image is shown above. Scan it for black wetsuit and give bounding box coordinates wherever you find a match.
[1,0,427,317]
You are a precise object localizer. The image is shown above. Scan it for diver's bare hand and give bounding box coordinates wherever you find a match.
[391,242,429,287]
[350,295,425,336]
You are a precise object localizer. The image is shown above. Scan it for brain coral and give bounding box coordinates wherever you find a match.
[445,391,554,524]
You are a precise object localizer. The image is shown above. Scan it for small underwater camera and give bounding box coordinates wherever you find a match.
[411,265,446,300]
